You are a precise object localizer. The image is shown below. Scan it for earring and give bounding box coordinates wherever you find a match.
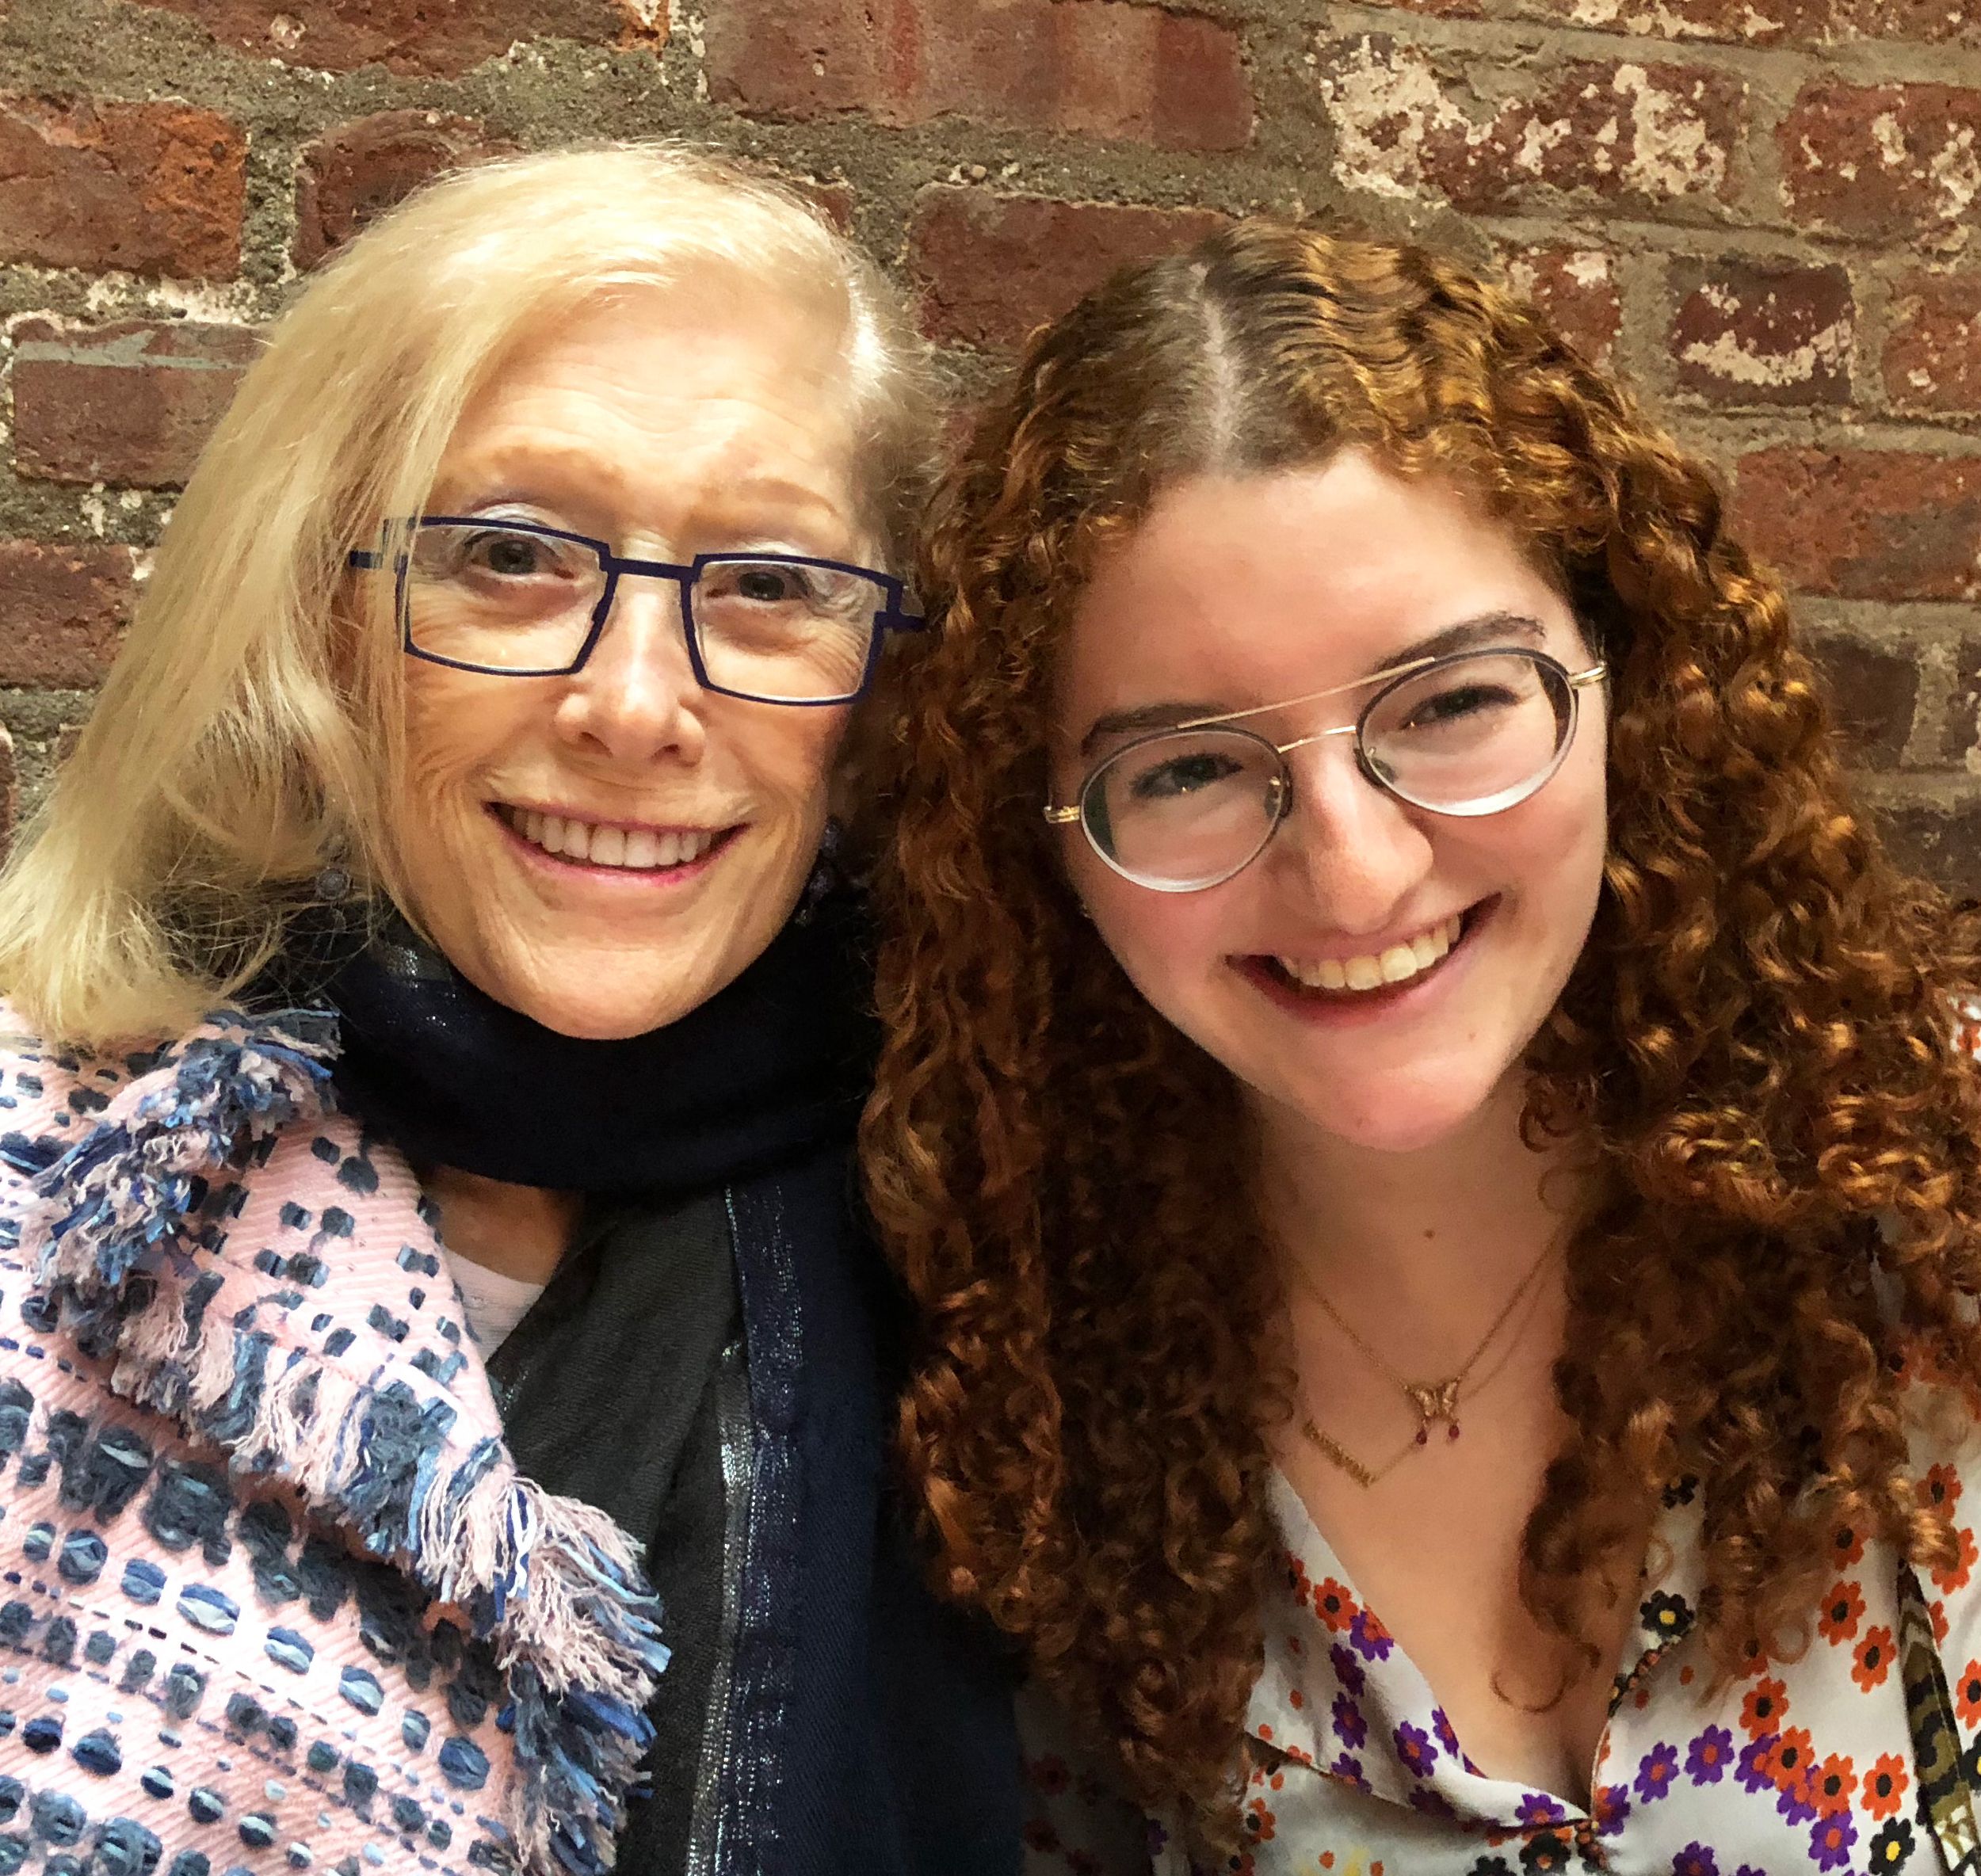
[313,864,354,904]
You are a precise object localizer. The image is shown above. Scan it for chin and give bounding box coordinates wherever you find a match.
[483,969,730,1042]
[1279,1068,1511,1157]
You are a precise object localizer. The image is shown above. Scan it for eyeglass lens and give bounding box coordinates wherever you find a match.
[1085,650,1577,889]
[400,522,885,699]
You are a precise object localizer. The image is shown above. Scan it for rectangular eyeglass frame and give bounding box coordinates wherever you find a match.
[349,515,926,705]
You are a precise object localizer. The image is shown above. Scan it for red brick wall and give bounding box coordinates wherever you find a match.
[1,0,1977,887]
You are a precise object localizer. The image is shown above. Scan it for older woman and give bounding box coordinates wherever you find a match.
[867,219,1981,1872]
[0,147,1017,1876]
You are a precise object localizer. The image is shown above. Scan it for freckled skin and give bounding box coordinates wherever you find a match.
[388,284,865,1042]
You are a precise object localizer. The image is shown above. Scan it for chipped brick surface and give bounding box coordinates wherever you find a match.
[1670,258,1854,405]
[707,0,1253,152]
[1502,246,1622,366]
[123,0,643,77]
[910,188,1227,349]
[1732,449,1981,602]
[0,543,136,687]
[1386,0,1981,45]
[0,95,245,276]
[1884,273,1981,414]
[1880,798,1981,898]
[1313,37,1746,215]
[1779,81,1981,241]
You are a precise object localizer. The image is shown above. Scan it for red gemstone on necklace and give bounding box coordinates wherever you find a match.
[1449,1423,1461,1441]
[1415,1428,1429,1446]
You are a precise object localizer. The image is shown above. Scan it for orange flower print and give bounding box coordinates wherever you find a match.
[1286,1553,1314,1607]
[1933,1523,1979,1596]
[1924,1461,1964,1518]
[1936,1599,1952,1645]
[1740,1676,1790,1738]
[1817,1579,1865,1645]
[1811,1752,1857,1815]
[1312,1578,1361,1633]
[1761,1726,1816,1799]
[1863,1752,1909,1820]
[1242,1796,1277,1843]
[1956,1660,1981,1729]
[1853,1626,1895,1692]
[1830,1519,1866,1569]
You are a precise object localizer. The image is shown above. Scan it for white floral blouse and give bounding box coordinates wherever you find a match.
[1021,1431,1981,1876]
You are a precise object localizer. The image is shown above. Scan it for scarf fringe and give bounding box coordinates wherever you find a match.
[25,1009,670,1876]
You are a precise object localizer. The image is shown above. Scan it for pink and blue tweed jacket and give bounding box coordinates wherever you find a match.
[0,1003,667,1876]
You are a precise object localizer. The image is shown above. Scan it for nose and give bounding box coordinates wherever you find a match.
[553,574,707,766]
[1267,734,1435,935]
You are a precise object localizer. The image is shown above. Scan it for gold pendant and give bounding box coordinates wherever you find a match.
[1403,1377,1462,1444]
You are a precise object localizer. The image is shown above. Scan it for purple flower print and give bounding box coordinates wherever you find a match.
[1395,1721,1439,1779]
[1407,1787,1459,1820]
[1634,1741,1681,1804]
[1433,1707,1461,1758]
[1331,1693,1366,1751]
[1686,1725,1735,1786]
[1517,1792,1567,1828]
[1349,1608,1395,1663]
[1735,1735,1779,1794]
[1807,1808,1856,1871]
[1329,1642,1367,1696]
[1774,1780,1817,1828]
[1671,1847,1720,1876]
[1326,1752,1368,1791]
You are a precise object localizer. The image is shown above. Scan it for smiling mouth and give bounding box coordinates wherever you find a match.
[1262,909,1474,996]
[495,804,733,871]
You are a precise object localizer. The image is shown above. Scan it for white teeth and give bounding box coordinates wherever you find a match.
[1275,912,1467,996]
[505,806,717,872]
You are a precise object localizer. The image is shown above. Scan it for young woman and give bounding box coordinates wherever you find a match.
[864,219,1981,1871]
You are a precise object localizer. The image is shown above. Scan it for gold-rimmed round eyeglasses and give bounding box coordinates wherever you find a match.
[1043,646,1608,893]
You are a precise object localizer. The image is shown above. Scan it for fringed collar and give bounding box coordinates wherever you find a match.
[4,1004,668,1876]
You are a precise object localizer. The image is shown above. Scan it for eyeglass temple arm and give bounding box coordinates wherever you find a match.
[348,549,384,570]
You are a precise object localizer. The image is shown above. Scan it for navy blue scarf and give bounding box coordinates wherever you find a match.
[272,887,1021,1876]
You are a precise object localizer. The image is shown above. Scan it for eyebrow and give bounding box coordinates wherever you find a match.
[1076,610,1550,756]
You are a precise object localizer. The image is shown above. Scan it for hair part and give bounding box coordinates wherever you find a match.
[863,218,1981,1851]
[0,142,937,1047]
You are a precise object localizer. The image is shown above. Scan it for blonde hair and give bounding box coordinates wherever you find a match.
[0,142,937,1047]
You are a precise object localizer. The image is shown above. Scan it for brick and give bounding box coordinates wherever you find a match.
[1945,633,1981,765]
[1780,82,1981,240]
[910,189,1227,350]
[1803,630,1918,768]
[0,543,135,687]
[294,112,513,269]
[125,0,647,77]
[1670,258,1853,406]
[1731,450,1981,602]
[705,0,1252,154]
[0,97,245,277]
[1877,797,1981,899]
[11,319,260,488]
[1884,273,1981,415]
[1502,246,1620,366]
[1314,36,1745,215]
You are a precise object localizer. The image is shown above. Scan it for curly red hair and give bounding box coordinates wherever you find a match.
[861,220,1981,1847]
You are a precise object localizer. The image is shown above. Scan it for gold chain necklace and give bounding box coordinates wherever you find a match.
[1295,1240,1558,1487]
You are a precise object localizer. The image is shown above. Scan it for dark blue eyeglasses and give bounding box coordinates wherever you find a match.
[348,517,924,705]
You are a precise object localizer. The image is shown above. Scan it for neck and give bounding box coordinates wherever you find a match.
[1257,1074,1590,1329]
